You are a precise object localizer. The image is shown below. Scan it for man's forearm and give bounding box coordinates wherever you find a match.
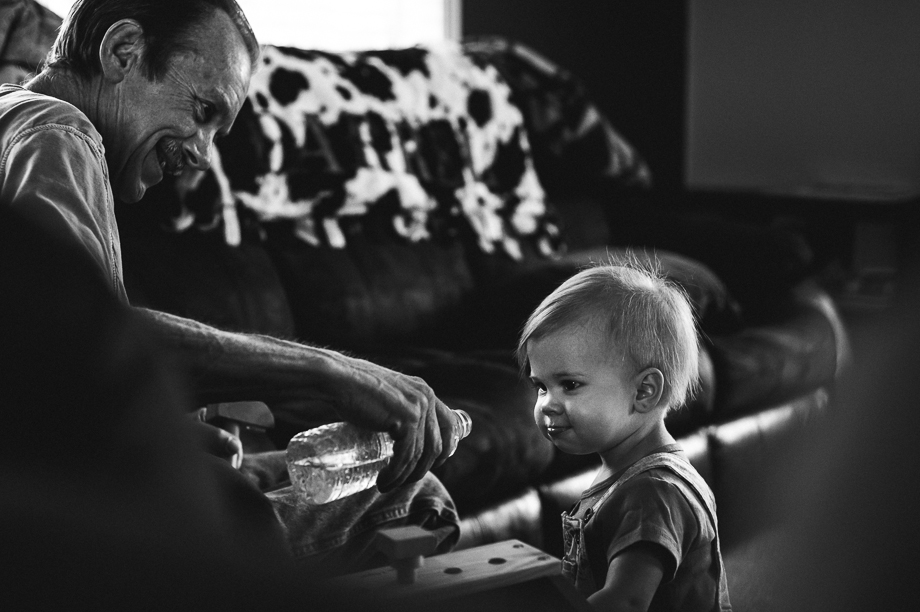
[136,307,350,406]
[135,307,457,490]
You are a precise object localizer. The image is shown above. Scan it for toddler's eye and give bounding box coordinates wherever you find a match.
[562,380,580,392]
[529,378,546,394]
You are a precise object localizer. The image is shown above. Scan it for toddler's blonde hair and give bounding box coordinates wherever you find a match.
[516,256,700,411]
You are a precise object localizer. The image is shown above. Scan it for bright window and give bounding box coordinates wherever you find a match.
[39,0,460,51]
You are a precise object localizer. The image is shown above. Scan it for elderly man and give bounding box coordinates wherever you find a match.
[0,0,460,573]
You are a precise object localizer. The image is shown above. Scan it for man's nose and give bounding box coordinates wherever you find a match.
[184,131,213,171]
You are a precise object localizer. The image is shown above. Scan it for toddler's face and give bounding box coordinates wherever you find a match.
[527,319,642,456]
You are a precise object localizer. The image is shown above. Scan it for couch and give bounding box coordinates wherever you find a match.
[2,1,845,595]
[116,38,845,554]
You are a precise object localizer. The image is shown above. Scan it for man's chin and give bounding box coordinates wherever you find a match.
[117,187,145,204]
[116,179,159,204]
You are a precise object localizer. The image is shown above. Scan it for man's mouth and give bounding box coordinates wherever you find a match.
[156,139,185,176]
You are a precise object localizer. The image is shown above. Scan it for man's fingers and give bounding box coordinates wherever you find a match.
[341,366,453,493]
[187,418,243,469]
[375,395,444,492]
[402,403,442,484]
[376,427,419,492]
[433,401,457,468]
[224,431,244,469]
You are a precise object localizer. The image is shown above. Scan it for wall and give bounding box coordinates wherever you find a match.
[686,0,920,197]
[465,0,920,198]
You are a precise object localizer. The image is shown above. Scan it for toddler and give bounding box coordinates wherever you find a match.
[517,261,731,611]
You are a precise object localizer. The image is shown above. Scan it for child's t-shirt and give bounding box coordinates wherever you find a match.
[564,444,731,611]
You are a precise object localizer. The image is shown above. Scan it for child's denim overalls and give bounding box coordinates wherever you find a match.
[560,452,731,609]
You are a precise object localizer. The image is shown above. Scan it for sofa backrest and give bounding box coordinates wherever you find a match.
[172,44,562,256]
[125,40,651,347]
[133,43,561,345]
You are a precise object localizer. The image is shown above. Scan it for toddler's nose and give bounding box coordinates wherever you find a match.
[539,394,564,415]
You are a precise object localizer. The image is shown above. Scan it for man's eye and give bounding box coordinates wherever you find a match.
[198,102,216,123]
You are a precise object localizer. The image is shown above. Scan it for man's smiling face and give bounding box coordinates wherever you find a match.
[109,9,252,203]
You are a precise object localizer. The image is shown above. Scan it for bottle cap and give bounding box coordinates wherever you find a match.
[448,409,472,457]
[453,409,472,439]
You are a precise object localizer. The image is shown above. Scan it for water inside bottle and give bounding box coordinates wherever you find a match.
[289,454,391,504]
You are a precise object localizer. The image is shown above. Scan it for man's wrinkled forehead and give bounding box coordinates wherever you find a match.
[177,11,252,106]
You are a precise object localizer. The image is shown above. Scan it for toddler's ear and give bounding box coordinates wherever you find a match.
[634,368,665,413]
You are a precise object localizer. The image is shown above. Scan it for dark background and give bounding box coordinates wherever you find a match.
[463,0,920,309]
[463,0,689,193]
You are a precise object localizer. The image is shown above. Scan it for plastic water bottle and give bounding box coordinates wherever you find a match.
[286,409,472,504]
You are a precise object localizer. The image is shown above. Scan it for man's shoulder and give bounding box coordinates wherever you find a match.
[0,84,101,148]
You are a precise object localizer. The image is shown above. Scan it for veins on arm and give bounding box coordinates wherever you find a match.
[134,306,341,405]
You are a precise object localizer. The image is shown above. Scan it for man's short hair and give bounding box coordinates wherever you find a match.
[516,257,701,410]
[44,0,260,80]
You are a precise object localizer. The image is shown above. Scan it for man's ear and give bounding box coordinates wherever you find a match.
[633,368,665,413]
[98,19,146,83]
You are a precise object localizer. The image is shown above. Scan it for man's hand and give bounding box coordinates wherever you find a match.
[330,358,459,493]
[138,309,460,488]
[188,408,244,469]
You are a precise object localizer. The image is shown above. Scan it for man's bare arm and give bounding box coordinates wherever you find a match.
[138,307,350,404]
[136,307,457,491]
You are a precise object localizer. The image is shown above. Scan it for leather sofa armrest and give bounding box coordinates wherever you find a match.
[456,488,544,552]
[709,390,829,547]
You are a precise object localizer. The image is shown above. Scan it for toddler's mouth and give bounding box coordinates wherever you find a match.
[545,424,570,436]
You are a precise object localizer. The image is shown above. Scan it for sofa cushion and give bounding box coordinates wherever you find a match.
[708,390,828,544]
[263,221,476,346]
[456,488,544,551]
[707,293,839,417]
[558,247,744,334]
[117,203,297,338]
[437,246,738,388]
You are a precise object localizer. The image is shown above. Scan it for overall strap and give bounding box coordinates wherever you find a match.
[589,452,717,528]
[643,453,719,529]
[627,453,730,611]
[584,452,730,611]
[588,452,676,517]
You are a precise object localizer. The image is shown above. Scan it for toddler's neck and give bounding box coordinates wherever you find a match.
[594,419,675,486]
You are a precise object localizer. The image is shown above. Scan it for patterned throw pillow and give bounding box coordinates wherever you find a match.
[463,37,652,195]
[172,43,564,261]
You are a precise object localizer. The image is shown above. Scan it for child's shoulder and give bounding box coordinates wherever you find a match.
[624,452,713,504]
[611,463,717,537]
[622,464,705,498]
[631,448,714,500]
